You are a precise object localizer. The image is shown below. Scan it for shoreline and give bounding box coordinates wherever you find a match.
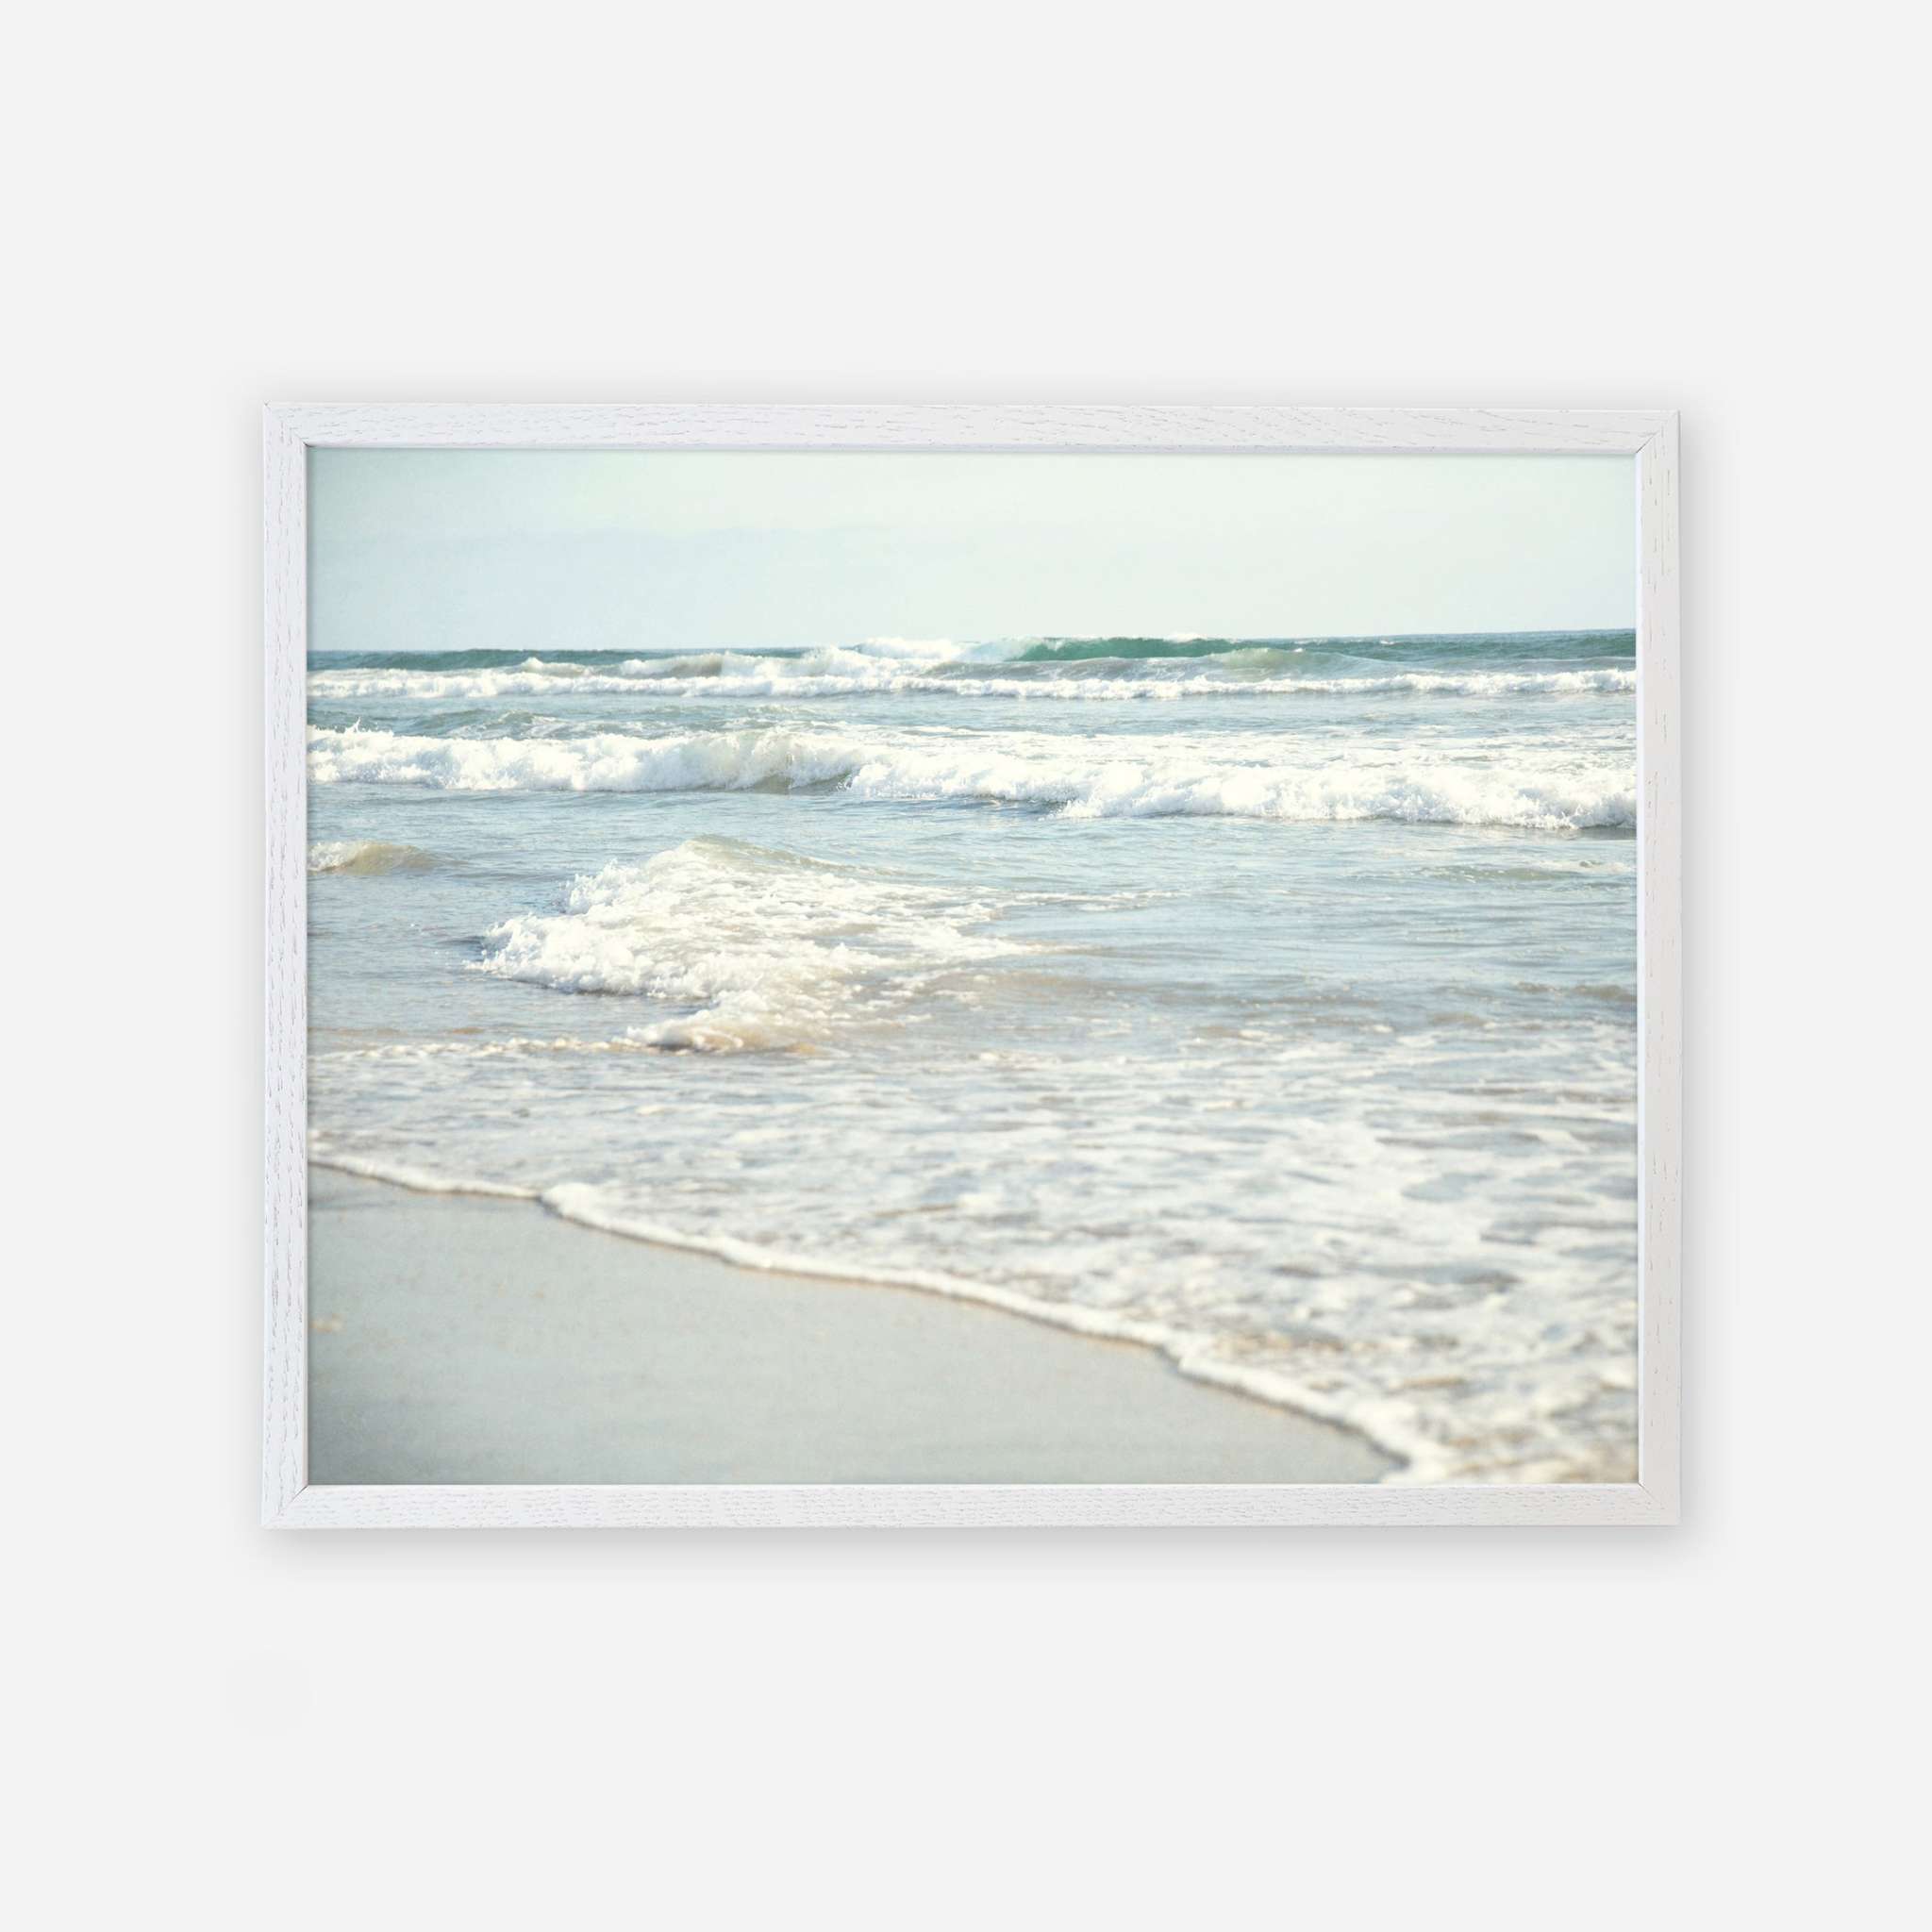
[308,1163,1398,1485]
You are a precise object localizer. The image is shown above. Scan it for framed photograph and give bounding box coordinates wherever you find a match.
[263,405,1678,1526]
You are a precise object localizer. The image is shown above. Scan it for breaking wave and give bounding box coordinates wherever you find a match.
[471,836,1018,1050]
[307,840,435,874]
[309,648,1634,705]
[309,724,1635,830]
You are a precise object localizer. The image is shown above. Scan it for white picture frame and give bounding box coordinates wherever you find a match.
[264,404,1680,1527]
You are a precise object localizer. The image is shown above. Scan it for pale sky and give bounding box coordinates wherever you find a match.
[308,450,1636,653]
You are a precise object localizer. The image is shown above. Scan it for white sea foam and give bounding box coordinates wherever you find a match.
[310,1147,540,1199]
[309,723,1635,829]
[471,835,1019,1050]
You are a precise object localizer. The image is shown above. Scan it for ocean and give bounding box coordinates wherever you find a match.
[306,630,1639,1482]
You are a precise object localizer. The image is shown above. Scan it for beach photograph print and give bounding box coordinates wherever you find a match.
[304,449,1640,1487]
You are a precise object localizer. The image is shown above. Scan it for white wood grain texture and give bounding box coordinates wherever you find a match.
[263,411,309,1520]
[275,1483,1674,1528]
[262,404,1681,1528]
[273,403,1669,454]
[1636,415,1681,1519]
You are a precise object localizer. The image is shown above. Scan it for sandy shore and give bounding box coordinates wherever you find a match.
[307,1165,1395,1484]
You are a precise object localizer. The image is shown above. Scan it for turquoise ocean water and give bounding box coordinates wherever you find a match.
[307,631,1638,1481]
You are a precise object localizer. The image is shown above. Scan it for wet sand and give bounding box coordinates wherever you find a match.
[307,1165,1396,1485]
